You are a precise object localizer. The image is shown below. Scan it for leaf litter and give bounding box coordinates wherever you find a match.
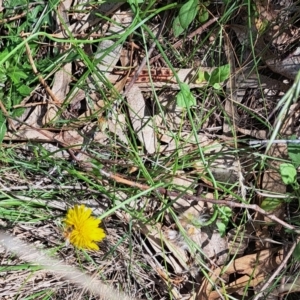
[0,0,300,299]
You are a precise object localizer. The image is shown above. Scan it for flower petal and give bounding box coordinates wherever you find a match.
[63,205,106,250]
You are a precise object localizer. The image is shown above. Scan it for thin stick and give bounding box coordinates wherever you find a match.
[0,99,17,131]
[0,12,27,24]
[22,36,62,104]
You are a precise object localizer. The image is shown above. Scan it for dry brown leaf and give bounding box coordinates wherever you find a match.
[88,10,133,91]
[52,1,72,103]
[198,248,283,300]
[266,55,300,80]
[135,222,189,274]
[176,205,228,266]
[51,64,72,103]
[18,105,42,128]
[42,103,59,125]
[126,85,157,154]
[68,88,85,110]
[54,130,83,149]
[119,49,132,67]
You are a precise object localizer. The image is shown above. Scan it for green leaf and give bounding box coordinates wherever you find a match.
[280,163,297,185]
[216,221,226,237]
[293,242,300,261]
[219,206,232,222]
[178,0,199,30]
[0,49,10,61]
[173,16,185,37]
[0,111,7,143]
[176,83,196,108]
[17,84,32,96]
[260,198,282,212]
[0,70,7,83]
[7,68,28,84]
[287,135,300,168]
[12,107,25,118]
[216,206,232,237]
[213,82,222,90]
[6,0,27,7]
[208,64,230,86]
[198,6,209,23]
[204,71,211,82]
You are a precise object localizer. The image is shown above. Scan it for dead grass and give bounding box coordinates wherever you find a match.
[0,0,300,299]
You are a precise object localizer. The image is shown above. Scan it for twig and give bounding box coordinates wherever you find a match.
[0,11,27,24]
[0,99,17,131]
[22,35,62,104]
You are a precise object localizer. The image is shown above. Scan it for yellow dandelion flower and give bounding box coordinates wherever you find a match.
[63,204,106,250]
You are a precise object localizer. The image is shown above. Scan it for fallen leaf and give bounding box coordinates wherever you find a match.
[126,85,157,154]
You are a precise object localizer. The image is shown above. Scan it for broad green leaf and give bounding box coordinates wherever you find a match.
[178,0,199,30]
[7,69,28,84]
[176,83,196,108]
[260,198,282,212]
[6,0,27,7]
[280,163,297,185]
[17,84,32,96]
[287,135,300,168]
[173,16,184,37]
[209,64,230,85]
[28,5,44,22]
[219,206,232,222]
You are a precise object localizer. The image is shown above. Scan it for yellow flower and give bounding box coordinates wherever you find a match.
[63,204,106,250]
